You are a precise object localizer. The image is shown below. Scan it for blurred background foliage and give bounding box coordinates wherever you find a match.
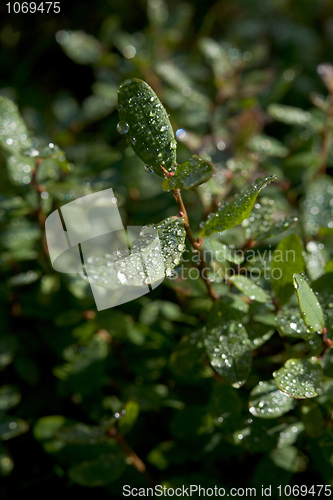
[1,0,333,497]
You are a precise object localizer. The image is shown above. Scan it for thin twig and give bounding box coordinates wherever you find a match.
[108,428,158,486]
[318,93,333,175]
[172,189,218,301]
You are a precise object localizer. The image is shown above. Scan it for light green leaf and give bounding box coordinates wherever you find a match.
[118,401,140,434]
[268,103,321,130]
[0,450,13,476]
[162,155,214,191]
[277,422,305,448]
[33,416,67,441]
[0,386,20,411]
[270,446,308,472]
[271,234,304,305]
[248,134,288,157]
[201,175,276,237]
[56,30,103,65]
[118,78,176,178]
[293,273,325,333]
[68,453,126,487]
[273,358,323,399]
[276,307,309,339]
[248,380,294,419]
[204,320,252,388]
[0,96,32,154]
[228,275,271,303]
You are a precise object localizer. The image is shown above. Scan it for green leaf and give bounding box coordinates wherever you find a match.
[248,134,288,157]
[273,358,323,399]
[267,103,321,130]
[248,380,294,419]
[246,322,275,349]
[118,401,140,434]
[301,401,324,438]
[0,417,29,440]
[228,275,271,303]
[312,273,333,339]
[204,320,252,388]
[68,453,126,487]
[277,421,305,448]
[270,446,308,472]
[271,234,305,305]
[56,30,103,65]
[33,416,67,441]
[256,216,299,241]
[55,423,108,445]
[162,155,214,191]
[118,78,176,178]
[208,383,242,420]
[209,240,243,264]
[0,386,21,411]
[302,176,333,236]
[276,307,309,339]
[200,175,276,237]
[170,405,214,439]
[0,96,32,154]
[0,450,13,476]
[168,332,207,382]
[233,419,284,453]
[293,273,325,333]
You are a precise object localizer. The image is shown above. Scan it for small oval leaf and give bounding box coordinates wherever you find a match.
[273,358,323,399]
[118,78,176,178]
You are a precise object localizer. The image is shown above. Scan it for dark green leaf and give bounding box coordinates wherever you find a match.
[201,175,276,237]
[68,453,126,487]
[162,155,214,191]
[118,78,176,177]
[0,386,21,411]
[204,320,252,388]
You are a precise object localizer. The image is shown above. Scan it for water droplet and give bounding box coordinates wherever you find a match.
[117,121,129,134]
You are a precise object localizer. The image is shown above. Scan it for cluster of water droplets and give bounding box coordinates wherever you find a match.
[204,321,251,388]
[202,175,276,235]
[248,380,294,418]
[83,217,186,290]
[273,358,323,398]
[302,177,333,234]
[276,308,308,338]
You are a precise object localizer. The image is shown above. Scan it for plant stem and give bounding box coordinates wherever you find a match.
[32,157,49,258]
[172,189,218,301]
[318,92,333,175]
[109,428,157,486]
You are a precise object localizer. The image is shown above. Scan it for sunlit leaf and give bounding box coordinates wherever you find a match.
[201,176,276,237]
[273,358,323,399]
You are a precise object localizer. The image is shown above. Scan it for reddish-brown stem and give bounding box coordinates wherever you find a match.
[108,428,157,486]
[318,92,333,175]
[172,189,219,301]
[32,157,49,257]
